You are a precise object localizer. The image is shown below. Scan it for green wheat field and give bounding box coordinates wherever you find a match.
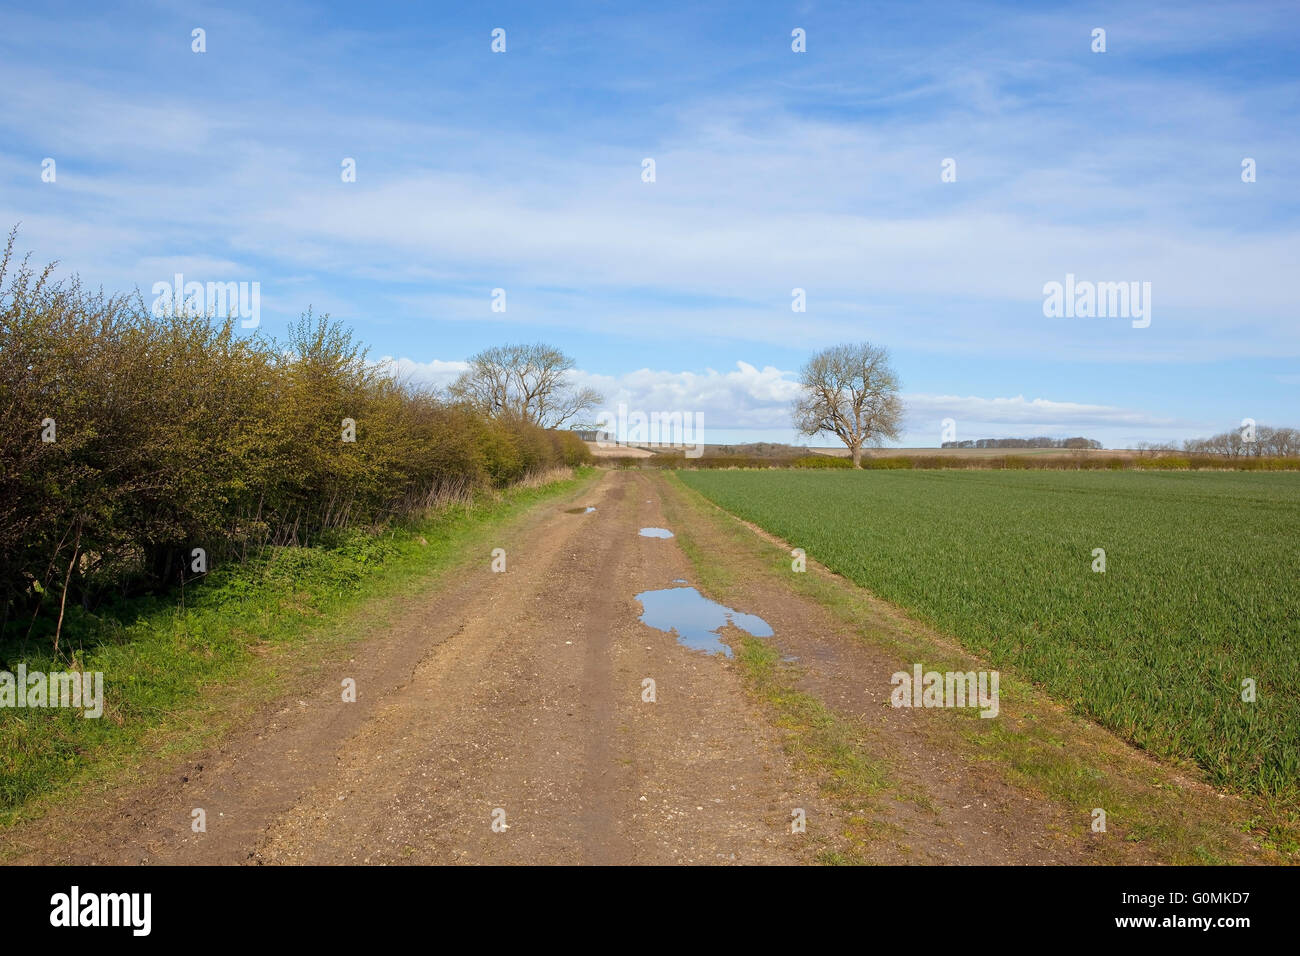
[679,469,1300,796]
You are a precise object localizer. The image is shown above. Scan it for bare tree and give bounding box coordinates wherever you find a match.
[450,342,602,429]
[1184,424,1300,459]
[792,342,902,467]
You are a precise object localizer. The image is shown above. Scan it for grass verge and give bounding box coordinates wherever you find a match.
[665,477,905,863]
[660,471,1293,864]
[676,469,1300,796]
[0,467,596,838]
[735,636,899,864]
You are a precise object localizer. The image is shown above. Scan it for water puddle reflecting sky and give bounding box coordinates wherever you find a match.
[634,586,773,658]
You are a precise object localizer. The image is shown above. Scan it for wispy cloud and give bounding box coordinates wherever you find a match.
[387,354,1187,446]
[2,0,1296,444]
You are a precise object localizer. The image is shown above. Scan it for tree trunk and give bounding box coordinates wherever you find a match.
[851,444,863,468]
[54,521,82,658]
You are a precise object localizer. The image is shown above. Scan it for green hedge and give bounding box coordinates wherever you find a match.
[792,455,853,468]
[0,237,589,631]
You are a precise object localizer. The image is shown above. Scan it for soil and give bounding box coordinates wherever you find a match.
[4,470,1259,865]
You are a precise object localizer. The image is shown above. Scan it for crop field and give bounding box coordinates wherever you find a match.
[678,469,1300,796]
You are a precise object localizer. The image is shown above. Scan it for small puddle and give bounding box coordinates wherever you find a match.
[639,527,673,538]
[565,506,596,514]
[672,578,687,584]
[634,586,772,658]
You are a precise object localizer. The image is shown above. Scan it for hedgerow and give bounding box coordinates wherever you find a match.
[0,235,589,638]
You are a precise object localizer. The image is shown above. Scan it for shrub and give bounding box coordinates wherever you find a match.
[0,234,587,638]
[1135,456,1193,470]
[792,455,852,468]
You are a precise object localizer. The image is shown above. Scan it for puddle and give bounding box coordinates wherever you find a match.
[639,527,674,538]
[672,578,687,584]
[634,586,772,658]
[565,506,596,514]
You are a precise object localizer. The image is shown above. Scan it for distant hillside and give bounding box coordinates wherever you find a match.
[706,442,812,459]
[942,437,1102,450]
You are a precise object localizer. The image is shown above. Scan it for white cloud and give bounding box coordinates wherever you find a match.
[903,393,1181,430]
[3,27,1297,364]
[574,361,803,430]
[384,356,1192,446]
[376,356,468,391]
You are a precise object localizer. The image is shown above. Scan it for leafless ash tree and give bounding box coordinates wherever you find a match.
[1182,425,1299,458]
[792,342,902,467]
[450,342,603,429]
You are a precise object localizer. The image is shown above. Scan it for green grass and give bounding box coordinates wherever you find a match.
[0,469,594,827]
[735,636,898,863]
[677,469,1300,798]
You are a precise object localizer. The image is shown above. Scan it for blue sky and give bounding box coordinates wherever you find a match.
[2,0,1297,447]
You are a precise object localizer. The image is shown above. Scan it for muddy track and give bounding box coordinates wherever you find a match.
[10,471,817,865]
[9,469,1246,865]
